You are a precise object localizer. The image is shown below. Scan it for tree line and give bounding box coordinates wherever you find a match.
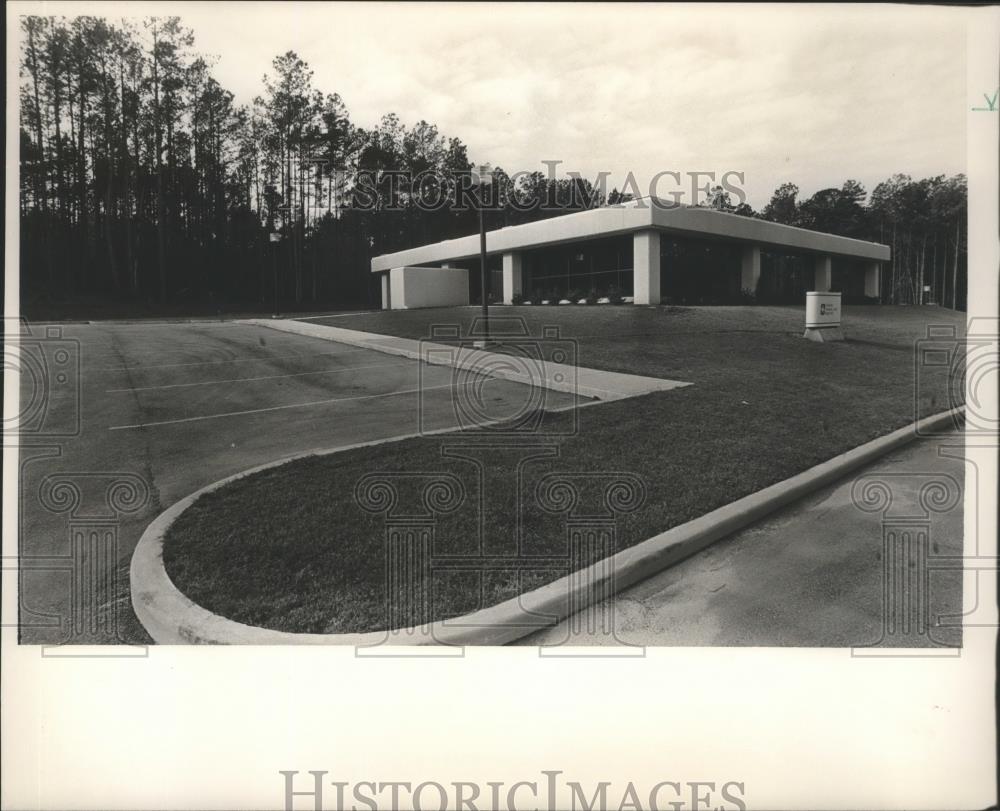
[753,175,967,308]
[665,173,966,307]
[19,14,966,315]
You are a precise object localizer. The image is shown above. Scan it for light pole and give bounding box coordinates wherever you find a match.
[473,163,493,349]
[269,230,282,317]
[270,203,291,318]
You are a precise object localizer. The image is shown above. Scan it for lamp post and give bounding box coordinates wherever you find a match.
[269,230,282,317]
[473,163,493,349]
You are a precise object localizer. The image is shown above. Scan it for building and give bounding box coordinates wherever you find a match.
[370,201,891,310]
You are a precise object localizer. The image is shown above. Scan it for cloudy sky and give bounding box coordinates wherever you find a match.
[19,2,969,208]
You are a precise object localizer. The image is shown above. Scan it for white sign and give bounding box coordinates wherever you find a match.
[805,291,841,328]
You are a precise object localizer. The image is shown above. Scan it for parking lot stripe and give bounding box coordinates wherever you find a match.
[107,382,459,430]
[105,360,413,392]
[96,347,371,372]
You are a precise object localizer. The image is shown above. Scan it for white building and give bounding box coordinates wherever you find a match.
[370,202,890,309]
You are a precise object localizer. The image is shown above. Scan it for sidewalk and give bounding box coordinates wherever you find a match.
[242,318,691,401]
[517,431,965,648]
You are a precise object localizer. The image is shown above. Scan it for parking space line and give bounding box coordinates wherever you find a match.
[107,382,458,430]
[105,361,414,392]
[96,347,372,372]
[296,311,379,320]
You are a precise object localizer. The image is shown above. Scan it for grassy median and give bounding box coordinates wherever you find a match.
[163,305,965,634]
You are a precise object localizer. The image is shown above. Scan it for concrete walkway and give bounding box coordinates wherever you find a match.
[517,431,965,648]
[242,318,691,401]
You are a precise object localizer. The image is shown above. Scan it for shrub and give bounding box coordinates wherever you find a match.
[511,293,526,305]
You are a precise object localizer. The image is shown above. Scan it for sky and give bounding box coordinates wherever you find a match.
[14,2,970,209]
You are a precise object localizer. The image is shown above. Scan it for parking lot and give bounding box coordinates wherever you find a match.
[17,319,579,645]
[15,310,966,648]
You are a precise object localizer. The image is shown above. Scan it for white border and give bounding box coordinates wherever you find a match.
[3,4,997,810]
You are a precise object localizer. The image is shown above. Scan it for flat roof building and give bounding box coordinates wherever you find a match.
[370,201,891,310]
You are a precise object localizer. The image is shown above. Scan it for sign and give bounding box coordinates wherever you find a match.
[805,291,841,328]
[269,233,282,243]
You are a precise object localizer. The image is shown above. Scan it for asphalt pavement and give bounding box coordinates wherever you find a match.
[516,431,964,648]
[16,319,578,644]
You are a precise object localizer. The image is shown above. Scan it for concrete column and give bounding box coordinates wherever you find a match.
[380,273,390,309]
[740,245,761,295]
[389,268,406,310]
[502,252,523,304]
[814,255,833,292]
[864,262,881,300]
[633,230,661,305]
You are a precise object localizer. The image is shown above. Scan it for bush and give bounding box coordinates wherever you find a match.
[511,293,526,305]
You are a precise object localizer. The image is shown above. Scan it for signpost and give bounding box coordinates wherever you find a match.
[803,291,844,342]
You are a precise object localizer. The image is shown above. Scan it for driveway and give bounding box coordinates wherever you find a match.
[16,319,579,645]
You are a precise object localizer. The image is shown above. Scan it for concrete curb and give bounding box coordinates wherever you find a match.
[130,406,964,645]
[241,317,690,401]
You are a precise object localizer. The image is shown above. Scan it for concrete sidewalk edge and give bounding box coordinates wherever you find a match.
[241,317,691,401]
[130,406,965,646]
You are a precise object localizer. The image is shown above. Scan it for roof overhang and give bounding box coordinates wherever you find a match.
[370,204,890,272]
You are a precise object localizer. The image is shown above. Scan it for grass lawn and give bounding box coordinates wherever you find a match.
[163,305,965,634]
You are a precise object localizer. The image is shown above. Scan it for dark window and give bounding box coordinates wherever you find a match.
[660,237,742,304]
[522,235,633,300]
